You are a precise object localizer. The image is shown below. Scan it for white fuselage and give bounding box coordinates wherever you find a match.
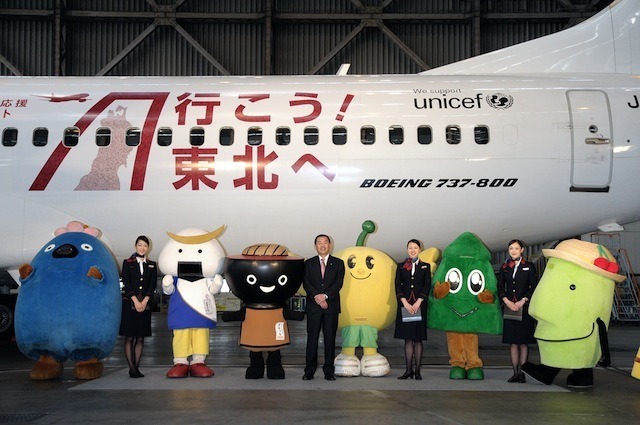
[0,73,639,267]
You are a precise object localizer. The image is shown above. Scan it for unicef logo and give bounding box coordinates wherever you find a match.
[485,93,514,109]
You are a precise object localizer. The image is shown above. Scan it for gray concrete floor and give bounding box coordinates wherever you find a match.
[1,313,639,424]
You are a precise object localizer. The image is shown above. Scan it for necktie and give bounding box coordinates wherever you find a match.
[320,258,326,279]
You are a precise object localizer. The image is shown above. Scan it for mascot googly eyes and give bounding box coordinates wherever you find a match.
[332,220,399,378]
[428,232,502,381]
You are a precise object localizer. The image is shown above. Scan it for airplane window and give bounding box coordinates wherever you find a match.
[304,127,318,145]
[276,127,290,146]
[474,125,490,145]
[157,127,172,146]
[95,127,110,147]
[2,128,18,146]
[361,126,375,145]
[189,127,205,146]
[248,127,262,146]
[332,126,347,145]
[389,126,403,145]
[417,125,432,144]
[33,128,48,147]
[220,127,234,146]
[446,125,461,145]
[126,127,141,147]
[63,127,79,147]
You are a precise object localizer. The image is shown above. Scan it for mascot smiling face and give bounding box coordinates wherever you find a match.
[428,232,502,334]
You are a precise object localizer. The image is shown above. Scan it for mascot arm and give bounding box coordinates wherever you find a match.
[162,275,175,295]
[596,317,611,367]
[207,274,223,294]
[221,307,246,322]
[87,266,103,280]
[284,307,305,321]
[433,281,450,299]
[477,289,494,304]
[19,263,33,280]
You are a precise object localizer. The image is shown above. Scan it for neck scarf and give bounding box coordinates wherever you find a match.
[403,257,418,271]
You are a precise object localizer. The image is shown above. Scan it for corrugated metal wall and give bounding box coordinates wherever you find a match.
[0,0,608,77]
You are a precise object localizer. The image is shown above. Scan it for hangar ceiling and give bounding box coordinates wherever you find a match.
[0,0,611,76]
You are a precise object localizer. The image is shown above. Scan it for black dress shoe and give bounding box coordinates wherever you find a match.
[397,370,414,380]
[507,373,519,383]
[302,374,314,380]
[414,371,422,380]
[129,369,143,378]
[324,374,336,381]
[517,372,526,383]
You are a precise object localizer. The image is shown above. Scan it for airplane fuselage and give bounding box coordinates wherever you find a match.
[1,74,639,267]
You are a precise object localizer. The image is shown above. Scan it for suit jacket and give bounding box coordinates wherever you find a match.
[122,256,157,302]
[497,258,537,302]
[395,260,431,305]
[303,255,344,315]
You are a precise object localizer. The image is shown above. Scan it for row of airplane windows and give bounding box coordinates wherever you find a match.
[1,124,491,147]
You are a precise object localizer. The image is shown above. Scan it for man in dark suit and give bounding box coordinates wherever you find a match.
[302,234,345,381]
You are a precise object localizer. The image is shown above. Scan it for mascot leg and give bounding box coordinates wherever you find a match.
[190,354,214,378]
[521,362,560,385]
[30,354,64,381]
[463,333,484,380]
[335,347,361,377]
[246,351,265,379]
[187,329,214,378]
[75,357,104,380]
[567,368,593,388]
[359,327,390,378]
[167,329,191,378]
[334,326,361,377]
[447,332,467,379]
[632,347,640,380]
[361,347,391,377]
[266,350,285,380]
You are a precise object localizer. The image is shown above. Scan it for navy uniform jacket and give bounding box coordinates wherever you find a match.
[122,256,157,302]
[497,259,537,302]
[395,260,431,305]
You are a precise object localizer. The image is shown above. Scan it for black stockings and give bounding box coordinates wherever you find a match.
[403,339,424,373]
[510,344,528,373]
[124,336,145,373]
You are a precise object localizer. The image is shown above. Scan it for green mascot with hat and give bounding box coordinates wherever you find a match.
[521,239,625,388]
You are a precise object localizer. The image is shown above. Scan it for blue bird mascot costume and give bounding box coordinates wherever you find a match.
[15,221,121,380]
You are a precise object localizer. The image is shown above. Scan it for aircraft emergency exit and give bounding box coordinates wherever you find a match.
[0,0,639,276]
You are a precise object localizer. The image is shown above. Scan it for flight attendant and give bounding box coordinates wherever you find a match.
[303,234,345,381]
[394,239,431,380]
[498,239,538,383]
[119,236,157,378]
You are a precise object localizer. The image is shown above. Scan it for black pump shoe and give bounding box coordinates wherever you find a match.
[398,370,414,380]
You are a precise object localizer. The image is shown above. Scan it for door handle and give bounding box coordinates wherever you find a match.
[585,137,610,145]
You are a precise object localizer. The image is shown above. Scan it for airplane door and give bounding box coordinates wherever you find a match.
[567,90,613,192]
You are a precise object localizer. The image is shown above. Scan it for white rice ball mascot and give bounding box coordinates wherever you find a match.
[159,226,225,378]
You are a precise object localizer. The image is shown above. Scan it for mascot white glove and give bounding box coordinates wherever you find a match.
[207,274,223,295]
[162,275,176,295]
